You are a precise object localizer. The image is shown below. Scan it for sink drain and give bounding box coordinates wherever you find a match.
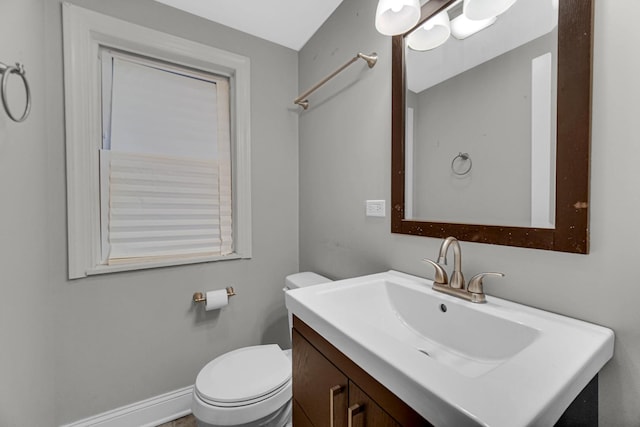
[440,303,447,313]
[417,348,431,357]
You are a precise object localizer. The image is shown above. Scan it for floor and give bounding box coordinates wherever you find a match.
[157,414,196,427]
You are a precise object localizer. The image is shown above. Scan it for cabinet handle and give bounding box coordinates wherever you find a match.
[329,385,344,427]
[347,403,363,427]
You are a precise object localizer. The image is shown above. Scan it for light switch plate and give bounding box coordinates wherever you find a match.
[366,200,386,217]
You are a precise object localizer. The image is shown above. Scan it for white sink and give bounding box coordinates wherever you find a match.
[286,270,614,427]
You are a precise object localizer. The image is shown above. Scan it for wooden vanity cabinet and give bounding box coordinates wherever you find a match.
[292,325,348,427]
[348,381,402,427]
[292,316,431,427]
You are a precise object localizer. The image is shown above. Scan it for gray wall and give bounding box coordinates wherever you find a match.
[413,32,557,227]
[299,0,640,425]
[0,1,54,426]
[3,0,299,425]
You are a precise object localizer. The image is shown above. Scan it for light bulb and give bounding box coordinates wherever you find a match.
[406,11,451,51]
[375,0,421,36]
[463,0,518,20]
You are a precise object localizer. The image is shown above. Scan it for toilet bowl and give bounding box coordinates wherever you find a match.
[192,272,331,427]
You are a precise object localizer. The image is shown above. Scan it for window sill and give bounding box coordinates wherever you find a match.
[85,253,244,276]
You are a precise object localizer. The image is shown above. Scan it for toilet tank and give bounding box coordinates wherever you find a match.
[284,272,331,291]
[284,272,332,340]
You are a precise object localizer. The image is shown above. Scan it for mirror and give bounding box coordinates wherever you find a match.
[391,0,593,253]
[406,0,559,229]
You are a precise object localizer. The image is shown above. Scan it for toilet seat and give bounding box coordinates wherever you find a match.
[193,345,292,426]
[196,380,289,408]
[196,344,291,406]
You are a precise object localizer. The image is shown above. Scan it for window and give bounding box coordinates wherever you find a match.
[100,51,233,264]
[63,4,251,278]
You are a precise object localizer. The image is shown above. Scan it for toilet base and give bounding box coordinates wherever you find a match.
[194,399,291,427]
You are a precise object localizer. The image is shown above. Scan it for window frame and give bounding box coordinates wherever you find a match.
[63,3,252,279]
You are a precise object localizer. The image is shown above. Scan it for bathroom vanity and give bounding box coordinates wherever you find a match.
[293,317,428,426]
[287,271,613,426]
[293,316,598,427]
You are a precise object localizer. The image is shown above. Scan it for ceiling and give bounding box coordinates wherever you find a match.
[153,0,345,51]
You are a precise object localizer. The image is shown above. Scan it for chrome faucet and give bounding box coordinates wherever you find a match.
[423,236,504,303]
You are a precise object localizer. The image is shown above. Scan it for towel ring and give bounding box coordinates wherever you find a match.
[451,152,472,176]
[0,62,31,123]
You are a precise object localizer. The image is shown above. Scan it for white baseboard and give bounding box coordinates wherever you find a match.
[60,385,193,427]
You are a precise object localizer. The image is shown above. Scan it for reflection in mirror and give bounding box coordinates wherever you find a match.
[405,0,558,228]
[391,0,593,253]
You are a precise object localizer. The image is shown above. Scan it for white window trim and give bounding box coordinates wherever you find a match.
[62,3,252,279]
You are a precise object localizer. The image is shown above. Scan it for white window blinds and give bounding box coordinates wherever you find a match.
[101,54,232,264]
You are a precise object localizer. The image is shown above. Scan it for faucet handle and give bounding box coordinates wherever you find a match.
[422,258,448,285]
[467,272,505,295]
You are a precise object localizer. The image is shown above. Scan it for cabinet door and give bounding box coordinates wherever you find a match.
[293,329,348,427]
[348,381,401,427]
[292,399,314,427]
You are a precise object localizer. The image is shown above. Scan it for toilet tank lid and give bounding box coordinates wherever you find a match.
[285,272,331,290]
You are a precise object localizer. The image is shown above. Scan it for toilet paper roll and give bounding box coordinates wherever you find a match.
[205,289,229,311]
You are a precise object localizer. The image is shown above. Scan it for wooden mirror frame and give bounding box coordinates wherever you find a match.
[391,0,594,254]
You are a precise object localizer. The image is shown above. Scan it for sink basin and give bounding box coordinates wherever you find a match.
[286,270,614,427]
[320,277,540,377]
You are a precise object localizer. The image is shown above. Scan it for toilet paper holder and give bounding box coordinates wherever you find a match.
[192,287,236,304]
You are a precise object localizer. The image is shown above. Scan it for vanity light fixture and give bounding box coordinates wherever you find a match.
[375,0,421,36]
[406,11,451,51]
[463,0,518,20]
[450,13,497,39]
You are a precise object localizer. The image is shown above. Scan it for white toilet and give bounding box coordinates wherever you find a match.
[191,272,332,427]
